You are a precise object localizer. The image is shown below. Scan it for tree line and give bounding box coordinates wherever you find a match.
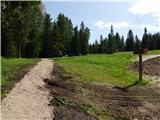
[2,1,160,58]
[42,13,90,57]
[89,25,160,54]
[2,1,90,58]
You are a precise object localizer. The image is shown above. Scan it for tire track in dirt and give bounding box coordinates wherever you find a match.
[1,59,54,120]
[46,63,160,120]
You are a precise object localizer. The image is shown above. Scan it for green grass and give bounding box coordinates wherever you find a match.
[147,50,160,55]
[54,52,140,86]
[1,57,39,98]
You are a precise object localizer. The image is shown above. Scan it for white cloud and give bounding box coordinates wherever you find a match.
[94,20,159,32]
[94,21,105,29]
[114,21,133,28]
[139,24,160,31]
[94,20,133,29]
[129,0,160,17]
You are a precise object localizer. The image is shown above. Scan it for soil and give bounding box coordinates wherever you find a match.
[1,59,54,120]
[46,63,160,120]
[130,56,160,77]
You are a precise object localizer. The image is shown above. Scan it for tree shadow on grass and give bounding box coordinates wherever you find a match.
[113,80,144,92]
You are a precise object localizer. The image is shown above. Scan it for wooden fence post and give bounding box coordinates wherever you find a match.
[139,52,142,81]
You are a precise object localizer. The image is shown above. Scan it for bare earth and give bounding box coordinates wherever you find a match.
[1,59,54,120]
[46,63,160,120]
[132,55,160,86]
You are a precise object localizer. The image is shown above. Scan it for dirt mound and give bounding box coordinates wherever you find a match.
[46,63,160,120]
[130,56,160,77]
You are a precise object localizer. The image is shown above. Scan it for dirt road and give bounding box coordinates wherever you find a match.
[1,59,54,120]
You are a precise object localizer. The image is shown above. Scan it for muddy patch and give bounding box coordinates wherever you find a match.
[46,63,160,120]
[129,56,160,77]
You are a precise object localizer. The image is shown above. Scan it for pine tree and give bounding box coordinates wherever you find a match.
[134,35,140,50]
[99,35,103,53]
[70,26,80,56]
[115,32,121,51]
[41,14,52,57]
[119,36,125,51]
[107,33,114,53]
[24,2,44,58]
[142,28,149,49]
[83,27,90,55]
[125,29,134,51]
[51,22,63,57]
[103,37,108,53]
[79,22,90,55]
[1,1,43,58]
[94,40,99,53]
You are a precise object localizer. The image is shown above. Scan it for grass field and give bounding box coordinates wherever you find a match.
[147,50,160,55]
[1,57,39,98]
[54,50,160,86]
[51,50,159,119]
[54,52,141,86]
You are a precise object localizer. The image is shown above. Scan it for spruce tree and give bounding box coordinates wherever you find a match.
[125,29,134,51]
[99,35,103,53]
[119,36,125,51]
[134,35,140,50]
[41,14,52,57]
[142,28,149,49]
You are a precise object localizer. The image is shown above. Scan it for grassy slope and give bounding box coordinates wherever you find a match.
[54,52,139,86]
[147,50,160,55]
[55,50,160,86]
[1,57,39,98]
[52,50,159,120]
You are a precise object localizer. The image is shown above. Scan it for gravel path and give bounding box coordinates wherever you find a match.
[1,59,54,120]
[136,54,160,61]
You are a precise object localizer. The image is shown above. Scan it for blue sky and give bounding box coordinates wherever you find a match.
[43,0,160,43]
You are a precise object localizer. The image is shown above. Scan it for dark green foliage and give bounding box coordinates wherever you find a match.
[125,29,134,51]
[79,22,90,55]
[24,3,44,58]
[142,28,149,49]
[57,13,73,55]
[148,33,160,50]
[119,36,125,51]
[2,1,44,58]
[141,28,160,50]
[2,1,90,58]
[133,35,141,54]
[90,26,159,54]
[98,35,104,53]
[40,14,90,57]
[107,25,114,53]
[90,25,125,54]
[134,35,140,50]
[41,14,52,57]
[51,22,63,57]
[2,1,159,57]
[70,26,80,56]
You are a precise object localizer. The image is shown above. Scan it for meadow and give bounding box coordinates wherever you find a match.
[1,50,159,97]
[54,50,160,87]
